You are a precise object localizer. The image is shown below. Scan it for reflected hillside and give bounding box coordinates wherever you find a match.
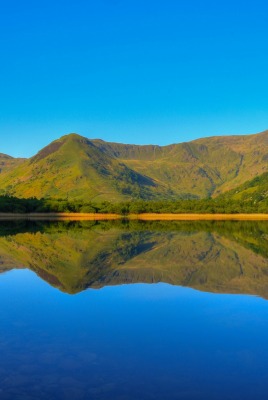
[0,220,268,298]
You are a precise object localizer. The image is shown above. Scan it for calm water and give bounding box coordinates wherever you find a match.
[0,220,268,400]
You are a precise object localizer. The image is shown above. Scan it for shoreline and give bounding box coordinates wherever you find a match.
[0,213,268,221]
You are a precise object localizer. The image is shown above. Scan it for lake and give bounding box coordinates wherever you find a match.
[0,219,268,399]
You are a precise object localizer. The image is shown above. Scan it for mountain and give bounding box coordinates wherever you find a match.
[0,134,165,201]
[0,220,268,298]
[0,130,267,200]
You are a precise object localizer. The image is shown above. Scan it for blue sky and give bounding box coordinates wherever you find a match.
[1,0,268,157]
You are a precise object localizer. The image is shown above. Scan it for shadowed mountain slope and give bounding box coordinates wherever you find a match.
[0,130,267,200]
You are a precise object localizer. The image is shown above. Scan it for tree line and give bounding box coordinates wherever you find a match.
[0,195,267,214]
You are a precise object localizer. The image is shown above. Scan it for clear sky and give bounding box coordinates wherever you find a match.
[1,0,268,157]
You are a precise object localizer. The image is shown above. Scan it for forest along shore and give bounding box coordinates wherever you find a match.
[0,213,268,220]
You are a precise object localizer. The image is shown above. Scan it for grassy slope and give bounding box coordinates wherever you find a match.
[92,139,241,198]
[0,221,268,297]
[218,171,268,203]
[0,130,267,200]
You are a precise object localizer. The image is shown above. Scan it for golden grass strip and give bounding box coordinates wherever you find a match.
[0,213,268,221]
[131,213,268,220]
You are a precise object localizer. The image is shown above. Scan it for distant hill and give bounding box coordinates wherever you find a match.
[0,130,267,201]
[0,153,25,174]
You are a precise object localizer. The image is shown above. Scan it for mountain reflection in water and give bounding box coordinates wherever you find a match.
[0,219,268,298]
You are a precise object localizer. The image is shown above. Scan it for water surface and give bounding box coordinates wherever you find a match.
[0,220,268,399]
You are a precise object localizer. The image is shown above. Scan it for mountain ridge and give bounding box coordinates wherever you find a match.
[0,130,267,201]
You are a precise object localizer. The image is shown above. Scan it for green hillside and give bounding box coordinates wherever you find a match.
[219,171,268,207]
[0,130,267,201]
